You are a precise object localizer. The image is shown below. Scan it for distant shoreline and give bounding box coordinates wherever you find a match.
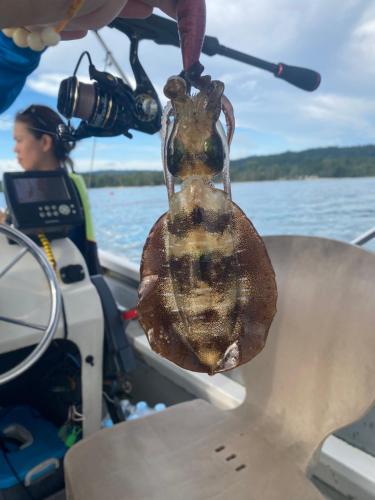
[81,174,375,190]
[80,144,375,188]
[1,144,374,190]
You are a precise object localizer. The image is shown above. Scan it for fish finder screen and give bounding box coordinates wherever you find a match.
[13,177,71,204]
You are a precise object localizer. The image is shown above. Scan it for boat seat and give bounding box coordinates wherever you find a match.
[64,235,375,499]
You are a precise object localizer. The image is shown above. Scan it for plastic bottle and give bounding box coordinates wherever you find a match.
[102,401,166,426]
[126,401,167,420]
[101,415,113,428]
[127,401,150,420]
[119,399,134,419]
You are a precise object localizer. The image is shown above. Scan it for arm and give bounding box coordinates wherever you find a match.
[0,32,43,113]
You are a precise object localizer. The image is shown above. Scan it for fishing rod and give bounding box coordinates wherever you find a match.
[109,14,321,92]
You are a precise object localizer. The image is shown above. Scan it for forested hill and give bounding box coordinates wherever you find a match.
[229,145,375,181]
[1,145,374,191]
[82,145,375,187]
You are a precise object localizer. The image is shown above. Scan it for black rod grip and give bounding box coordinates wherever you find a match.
[274,63,321,91]
[216,44,275,73]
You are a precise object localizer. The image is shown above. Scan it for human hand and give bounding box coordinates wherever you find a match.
[0,0,177,41]
[63,0,178,40]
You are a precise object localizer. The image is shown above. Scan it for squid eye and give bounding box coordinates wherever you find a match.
[203,134,224,174]
[167,138,185,176]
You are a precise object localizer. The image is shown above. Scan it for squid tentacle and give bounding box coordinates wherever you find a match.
[216,120,232,199]
[161,101,175,201]
[221,94,235,149]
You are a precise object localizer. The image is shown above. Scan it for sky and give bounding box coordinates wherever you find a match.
[0,0,374,175]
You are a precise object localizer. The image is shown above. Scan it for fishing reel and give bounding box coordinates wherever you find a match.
[57,39,162,142]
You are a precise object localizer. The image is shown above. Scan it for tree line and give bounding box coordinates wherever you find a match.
[1,145,374,190]
[229,145,375,182]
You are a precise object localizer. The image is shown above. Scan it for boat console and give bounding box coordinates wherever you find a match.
[3,170,84,238]
[0,171,104,438]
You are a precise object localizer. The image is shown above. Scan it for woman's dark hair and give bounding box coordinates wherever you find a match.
[15,105,75,170]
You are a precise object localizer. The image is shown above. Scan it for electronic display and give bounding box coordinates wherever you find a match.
[13,177,70,204]
[3,170,84,238]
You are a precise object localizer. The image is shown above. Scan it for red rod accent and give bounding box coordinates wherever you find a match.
[122,308,138,320]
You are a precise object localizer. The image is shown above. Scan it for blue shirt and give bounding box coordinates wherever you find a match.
[0,32,43,113]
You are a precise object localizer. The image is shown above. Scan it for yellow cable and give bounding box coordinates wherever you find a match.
[38,232,59,277]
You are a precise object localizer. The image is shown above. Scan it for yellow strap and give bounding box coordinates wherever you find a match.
[69,173,96,241]
[38,232,58,275]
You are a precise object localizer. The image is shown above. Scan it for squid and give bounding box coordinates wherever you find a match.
[137,0,277,375]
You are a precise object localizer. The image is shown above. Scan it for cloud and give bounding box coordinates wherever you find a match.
[72,158,162,172]
[344,3,375,79]
[27,73,92,98]
[0,115,13,131]
[301,93,375,129]
[0,159,21,175]
[0,156,161,176]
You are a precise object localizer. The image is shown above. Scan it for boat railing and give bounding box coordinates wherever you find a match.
[351,225,375,246]
[99,249,140,285]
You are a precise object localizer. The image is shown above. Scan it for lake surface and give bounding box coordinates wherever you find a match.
[2,177,375,263]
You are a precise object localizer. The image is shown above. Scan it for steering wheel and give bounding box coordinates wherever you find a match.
[0,224,62,385]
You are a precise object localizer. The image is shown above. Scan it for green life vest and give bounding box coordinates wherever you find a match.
[69,172,96,242]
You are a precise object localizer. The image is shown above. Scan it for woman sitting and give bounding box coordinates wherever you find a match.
[1,104,100,275]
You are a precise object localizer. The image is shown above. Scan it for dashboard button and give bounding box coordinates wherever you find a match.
[58,204,71,215]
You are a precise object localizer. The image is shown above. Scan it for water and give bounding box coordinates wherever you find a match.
[2,177,375,263]
[88,177,375,262]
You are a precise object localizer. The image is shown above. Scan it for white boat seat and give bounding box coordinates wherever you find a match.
[65,235,375,499]
[65,399,321,500]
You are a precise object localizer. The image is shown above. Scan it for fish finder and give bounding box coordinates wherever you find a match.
[3,170,84,238]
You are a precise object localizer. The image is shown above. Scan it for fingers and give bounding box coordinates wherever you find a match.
[66,0,128,31]
[158,0,177,19]
[0,0,178,42]
[146,0,177,18]
[119,0,177,19]
[118,0,153,18]
[0,0,68,28]
[60,29,87,40]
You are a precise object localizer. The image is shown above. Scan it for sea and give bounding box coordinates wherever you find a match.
[2,177,375,264]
